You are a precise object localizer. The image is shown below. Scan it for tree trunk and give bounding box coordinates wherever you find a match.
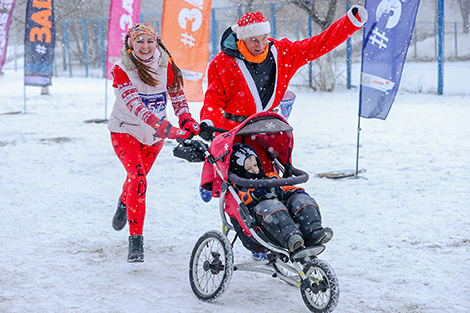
[291,0,338,91]
[316,54,335,92]
[458,0,470,33]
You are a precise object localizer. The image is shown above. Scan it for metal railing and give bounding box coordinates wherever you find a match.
[4,4,469,92]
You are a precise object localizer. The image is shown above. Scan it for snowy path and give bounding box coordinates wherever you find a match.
[1,69,469,312]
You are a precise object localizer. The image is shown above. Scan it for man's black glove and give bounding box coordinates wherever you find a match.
[199,122,214,141]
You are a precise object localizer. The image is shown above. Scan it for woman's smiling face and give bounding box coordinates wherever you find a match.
[132,34,156,61]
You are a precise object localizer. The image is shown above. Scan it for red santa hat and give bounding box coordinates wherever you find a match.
[232,12,271,40]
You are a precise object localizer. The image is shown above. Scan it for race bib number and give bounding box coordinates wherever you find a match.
[139,92,167,115]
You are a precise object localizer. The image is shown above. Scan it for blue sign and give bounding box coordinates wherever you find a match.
[24,0,55,86]
[359,0,420,120]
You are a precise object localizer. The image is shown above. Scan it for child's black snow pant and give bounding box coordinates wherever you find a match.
[252,198,303,248]
[231,192,324,251]
[285,192,323,247]
[252,193,323,248]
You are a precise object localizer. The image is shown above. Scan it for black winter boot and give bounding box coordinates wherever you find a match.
[288,234,304,253]
[306,227,333,246]
[128,235,144,263]
[112,199,127,231]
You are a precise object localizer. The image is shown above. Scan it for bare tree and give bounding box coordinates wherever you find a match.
[227,0,341,91]
[291,0,337,31]
[457,0,470,33]
[11,0,95,25]
[290,0,338,91]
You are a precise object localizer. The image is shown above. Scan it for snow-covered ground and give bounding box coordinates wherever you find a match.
[1,61,469,312]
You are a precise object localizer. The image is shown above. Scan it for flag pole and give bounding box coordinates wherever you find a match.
[105,78,108,119]
[23,83,27,114]
[352,0,361,177]
[355,115,361,175]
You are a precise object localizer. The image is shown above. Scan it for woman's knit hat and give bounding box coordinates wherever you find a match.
[232,12,271,40]
[128,23,158,46]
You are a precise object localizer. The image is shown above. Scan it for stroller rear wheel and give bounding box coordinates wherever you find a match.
[189,230,234,302]
[301,258,340,313]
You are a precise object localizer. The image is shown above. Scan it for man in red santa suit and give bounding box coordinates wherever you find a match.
[199,6,368,140]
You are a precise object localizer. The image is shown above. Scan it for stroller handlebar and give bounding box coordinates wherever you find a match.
[228,167,309,188]
[173,138,211,163]
[175,138,210,153]
[207,126,228,133]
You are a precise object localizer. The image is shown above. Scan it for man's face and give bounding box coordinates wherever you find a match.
[243,34,269,56]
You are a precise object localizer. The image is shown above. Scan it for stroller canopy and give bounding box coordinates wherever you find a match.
[201,112,295,197]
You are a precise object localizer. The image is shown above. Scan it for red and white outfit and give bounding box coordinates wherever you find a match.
[108,47,192,236]
[201,6,367,131]
[108,48,190,145]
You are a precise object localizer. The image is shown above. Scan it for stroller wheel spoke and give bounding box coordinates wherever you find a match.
[300,258,340,312]
[189,230,234,302]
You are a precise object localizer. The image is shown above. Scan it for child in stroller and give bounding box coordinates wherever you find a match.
[229,143,333,254]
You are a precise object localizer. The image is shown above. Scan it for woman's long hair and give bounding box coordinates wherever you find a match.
[157,39,184,93]
[124,34,184,92]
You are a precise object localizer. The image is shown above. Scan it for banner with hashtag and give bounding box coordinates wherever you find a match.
[359,0,420,120]
[105,0,141,80]
[24,0,55,86]
[161,0,212,102]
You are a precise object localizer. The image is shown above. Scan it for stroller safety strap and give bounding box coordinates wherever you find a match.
[214,150,231,164]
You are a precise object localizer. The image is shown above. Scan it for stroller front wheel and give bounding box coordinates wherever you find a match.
[189,230,234,302]
[301,258,340,313]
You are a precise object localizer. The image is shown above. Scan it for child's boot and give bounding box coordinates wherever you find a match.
[308,227,333,246]
[288,234,304,253]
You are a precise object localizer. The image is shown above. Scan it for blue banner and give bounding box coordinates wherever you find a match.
[359,0,420,120]
[24,0,55,86]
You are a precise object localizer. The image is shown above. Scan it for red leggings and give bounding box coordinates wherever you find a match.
[111,133,164,236]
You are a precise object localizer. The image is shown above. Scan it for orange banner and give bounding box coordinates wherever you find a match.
[161,0,211,102]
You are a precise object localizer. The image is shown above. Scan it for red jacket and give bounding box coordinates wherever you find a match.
[201,11,364,131]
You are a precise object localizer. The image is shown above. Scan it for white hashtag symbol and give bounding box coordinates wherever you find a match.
[180,33,196,47]
[369,28,389,50]
[35,44,47,54]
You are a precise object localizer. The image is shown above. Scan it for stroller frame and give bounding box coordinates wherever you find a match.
[218,184,327,283]
[175,113,340,312]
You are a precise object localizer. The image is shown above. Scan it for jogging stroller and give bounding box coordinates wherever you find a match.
[173,112,339,313]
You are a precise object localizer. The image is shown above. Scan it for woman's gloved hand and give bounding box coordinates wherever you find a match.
[155,119,190,140]
[179,113,200,136]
